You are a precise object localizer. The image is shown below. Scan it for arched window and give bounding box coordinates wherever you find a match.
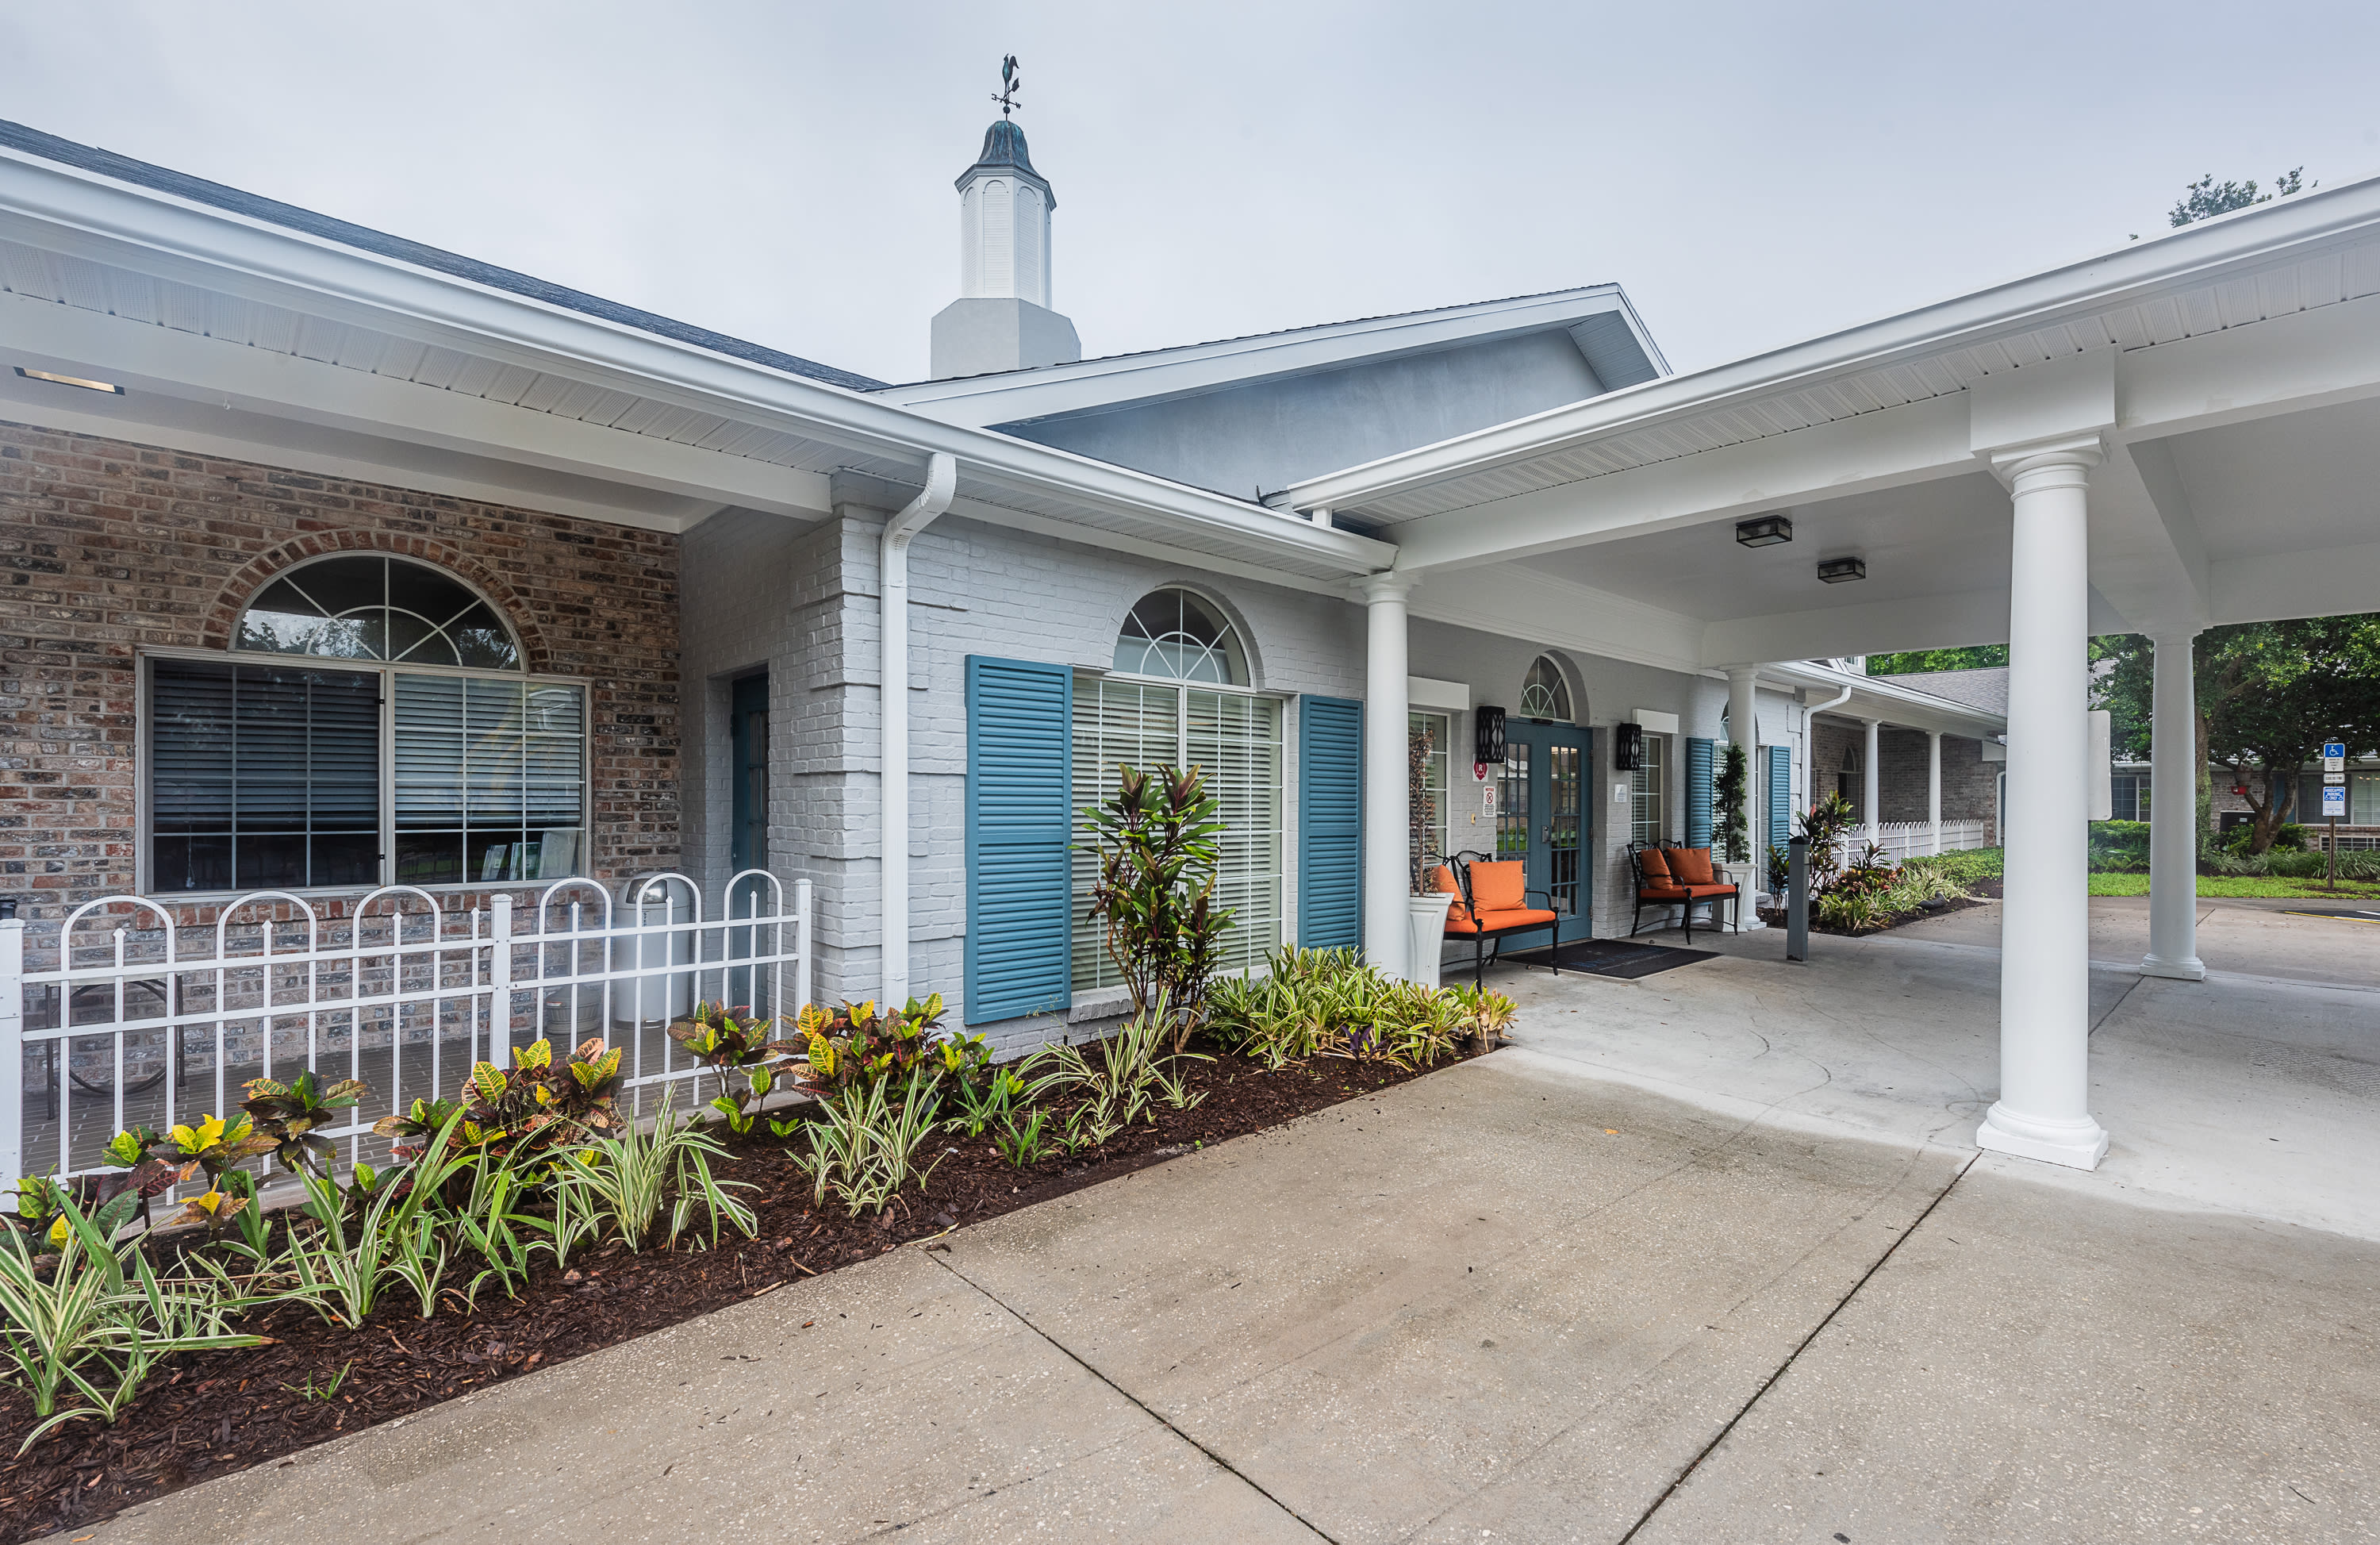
[148,555,581,895]
[1520,655,1572,721]
[1111,588,1248,685]
[236,555,520,669]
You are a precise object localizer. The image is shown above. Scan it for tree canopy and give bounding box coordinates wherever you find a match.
[2171,168,2303,227]
[2093,620,2380,851]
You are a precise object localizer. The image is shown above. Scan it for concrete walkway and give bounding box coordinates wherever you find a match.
[67,901,2380,1544]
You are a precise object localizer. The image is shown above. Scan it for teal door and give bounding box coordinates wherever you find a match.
[727,674,769,1011]
[1495,719,1592,945]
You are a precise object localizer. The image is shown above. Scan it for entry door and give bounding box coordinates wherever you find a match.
[730,674,769,874]
[727,674,770,1011]
[1498,719,1593,945]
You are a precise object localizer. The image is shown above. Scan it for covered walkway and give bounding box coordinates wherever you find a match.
[79,904,2380,1544]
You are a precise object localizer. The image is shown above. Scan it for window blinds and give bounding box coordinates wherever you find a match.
[149,658,378,892]
[393,674,584,886]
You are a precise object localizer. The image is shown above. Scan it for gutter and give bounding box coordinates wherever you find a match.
[881,452,958,1009]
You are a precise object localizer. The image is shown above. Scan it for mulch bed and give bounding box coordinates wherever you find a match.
[0,1044,1474,1543]
[1760,877,2004,938]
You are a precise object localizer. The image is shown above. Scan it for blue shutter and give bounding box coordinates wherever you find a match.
[1299,696,1363,950]
[1767,744,1791,849]
[1687,736,1715,848]
[965,656,1073,1024]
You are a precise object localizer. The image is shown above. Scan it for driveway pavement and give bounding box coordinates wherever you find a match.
[64,902,2380,1544]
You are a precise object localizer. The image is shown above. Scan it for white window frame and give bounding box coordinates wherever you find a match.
[1068,667,1285,1004]
[1411,709,1453,871]
[1631,734,1667,847]
[135,645,592,902]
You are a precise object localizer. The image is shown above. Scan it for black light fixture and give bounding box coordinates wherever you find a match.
[1475,707,1507,768]
[1735,513,1792,548]
[13,366,124,394]
[1613,721,1644,772]
[1817,556,1867,584]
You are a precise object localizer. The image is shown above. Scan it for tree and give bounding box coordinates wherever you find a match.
[2171,168,2303,228]
[1715,742,1749,863]
[2093,620,2380,853]
[1865,645,2006,675]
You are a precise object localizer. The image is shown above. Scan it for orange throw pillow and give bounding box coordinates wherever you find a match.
[1669,846,1715,886]
[1637,847,1672,883]
[1430,864,1471,924]
[1469,862,1526,913]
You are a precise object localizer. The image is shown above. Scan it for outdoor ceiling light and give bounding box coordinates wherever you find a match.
[14,367,124,394]
[1735,513,1792,547]
[1817,556,1868,583]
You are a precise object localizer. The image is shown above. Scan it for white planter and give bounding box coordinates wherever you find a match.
[1717,862,1766,932]
[1406,892,1455,986]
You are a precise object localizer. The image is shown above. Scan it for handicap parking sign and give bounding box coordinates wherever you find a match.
[2324,783,2349,817]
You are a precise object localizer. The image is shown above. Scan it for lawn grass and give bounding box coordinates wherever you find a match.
[2086,872,2380,900]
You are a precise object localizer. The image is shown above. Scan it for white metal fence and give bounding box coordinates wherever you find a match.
[0,871,810,1193]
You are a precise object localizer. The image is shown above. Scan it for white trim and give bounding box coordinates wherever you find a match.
[1629,709,1681,735]
[1407,675,1471,711]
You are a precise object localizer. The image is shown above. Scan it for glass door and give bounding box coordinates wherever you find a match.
[1503,719,1593,944]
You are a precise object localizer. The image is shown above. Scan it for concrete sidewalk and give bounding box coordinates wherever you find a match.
[63,901,2380,1543]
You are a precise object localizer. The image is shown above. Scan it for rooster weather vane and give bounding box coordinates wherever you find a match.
[993,55,1022,119]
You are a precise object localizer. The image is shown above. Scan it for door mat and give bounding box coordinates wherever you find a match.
[1499,938,1717,979]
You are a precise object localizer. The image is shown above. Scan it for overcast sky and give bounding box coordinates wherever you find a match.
[5,2,2376,386]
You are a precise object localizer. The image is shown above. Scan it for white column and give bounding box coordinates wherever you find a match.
[2142,629,2207,981]
[1977,440,2109,1170]
[1861,717,1882,847]
[1726,667,1760,858]
[1362,572,1413,978]
[1927,731,1943,855]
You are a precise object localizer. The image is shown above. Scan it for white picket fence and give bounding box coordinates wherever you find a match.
[1865,819,1991,865]
[0,871,810,1192]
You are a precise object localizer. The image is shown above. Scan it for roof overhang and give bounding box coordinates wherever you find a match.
[0,138,1392,582]
[1273,171,2380,661]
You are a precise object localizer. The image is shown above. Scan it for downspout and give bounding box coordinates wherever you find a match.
[881,452,958,1009]
[1802,679,1854,825]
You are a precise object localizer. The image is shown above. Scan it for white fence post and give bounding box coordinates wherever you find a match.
[793,878,813,1016]
[1,905,22,1198]
[489,894,513,1063]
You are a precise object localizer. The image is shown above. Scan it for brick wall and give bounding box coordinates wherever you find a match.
[0,417,680,923]
[1811,717,1998,842]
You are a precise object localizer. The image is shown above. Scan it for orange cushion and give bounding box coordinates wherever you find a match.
[1637,847,1672,883]
[1442,916,1483,935]
[1429,864,1472,925]
[1669,847,1716,886]
[1683,883,1736,897]
[1480,908,1558,928]
[1468,861,1526,913]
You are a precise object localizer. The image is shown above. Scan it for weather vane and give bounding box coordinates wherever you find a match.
[992,55,1022,119]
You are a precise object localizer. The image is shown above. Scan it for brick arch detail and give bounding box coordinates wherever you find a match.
[204,531,551,671]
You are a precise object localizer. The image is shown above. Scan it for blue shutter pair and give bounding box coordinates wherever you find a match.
[1298,697,1363,950]
[964,657,1073,1025]
[1687,736,1715,848]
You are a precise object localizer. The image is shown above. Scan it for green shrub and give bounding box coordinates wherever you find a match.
[1203,947,1512,1070]
[1084,763,1233,1052]
[2087,821,2152,872]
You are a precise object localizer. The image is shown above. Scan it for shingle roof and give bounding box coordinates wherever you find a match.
[0,118,887,393]
[873,286,1629,390]
[1872,665,2010,715]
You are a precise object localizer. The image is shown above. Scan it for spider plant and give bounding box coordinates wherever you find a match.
[789,1073,946,1217]
[550,1093,757,1252]
[0,1190,263,1452]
